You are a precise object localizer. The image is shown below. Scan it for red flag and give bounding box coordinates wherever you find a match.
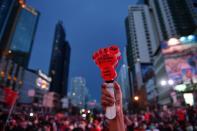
[4,88,18,106]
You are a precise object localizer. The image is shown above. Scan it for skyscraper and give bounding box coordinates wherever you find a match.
[0,0,15,41]
[0,1,39,68]
[70,77,88,108]
[8,5,39,67]
[185,0,197,25]
[125,5,159,89]
[148,0,195,39]
[117,48,131,110]
[49,21,71,97]
[126,5,159,64]
[0,0,20,53]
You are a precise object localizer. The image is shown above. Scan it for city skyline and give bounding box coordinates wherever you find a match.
[28,0,137,101]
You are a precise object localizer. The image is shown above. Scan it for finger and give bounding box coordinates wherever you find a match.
[113,81,122,105]
[101,100,114,107]
[101,83,107,89]
[101,87,114,99]
[101,96,115,104]
[113,81,121,93]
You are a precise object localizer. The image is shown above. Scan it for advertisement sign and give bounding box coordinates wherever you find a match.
[183,93,194,106]
[140,64,154,83]
[164,54,197,84]
[161,36,197,84]
[36,77,49,90]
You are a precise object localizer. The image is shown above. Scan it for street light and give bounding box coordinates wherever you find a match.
[168,79,174,85]
[29,113,34,117]
[160,80,167,86]
[134,96,139,101]
[160,79,174,86]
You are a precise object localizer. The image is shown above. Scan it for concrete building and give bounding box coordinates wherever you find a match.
[125,5,159,95]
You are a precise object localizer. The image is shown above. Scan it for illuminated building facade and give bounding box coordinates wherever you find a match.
[19,69,51,104]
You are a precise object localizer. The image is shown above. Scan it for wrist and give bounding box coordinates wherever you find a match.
[108,107,125,131]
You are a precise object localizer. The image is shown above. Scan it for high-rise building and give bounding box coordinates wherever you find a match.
[49,21,71,97]
[147,0,196,105]
[8,5,39,67]
[148,0,195,39]
[125,5,159,90]
[70,77,88,108]
[0,0,20,54]
[0,1,39,68]
[117,47,132,110]
[185,0,197,25]
[0,0,16,41]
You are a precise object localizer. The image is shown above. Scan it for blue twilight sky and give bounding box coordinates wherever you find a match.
[28,0,137,101]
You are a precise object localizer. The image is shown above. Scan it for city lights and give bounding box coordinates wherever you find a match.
[82,114,86,118]
[179,36,187,43]
[134,96,139,101]
[81,109,85,112]
[168,79,174,85]
[160,79,174,86]
[167,38,180,46]
[187,35,195,41]
[30,113,34,117]
[87,110,91,113]
[160,80,167,86]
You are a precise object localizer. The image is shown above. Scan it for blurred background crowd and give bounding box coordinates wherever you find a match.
[0,105,197,131]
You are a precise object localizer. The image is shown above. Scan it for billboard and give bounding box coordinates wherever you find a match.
[141,63,154,83]
[164,54,197,84]
[161,36,197,84]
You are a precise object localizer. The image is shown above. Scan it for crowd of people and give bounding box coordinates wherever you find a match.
[0,110,104,131]
[125,105,197,131]
[0,105,197,131]
[0,82,197,131]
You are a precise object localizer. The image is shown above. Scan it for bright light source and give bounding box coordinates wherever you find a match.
[168,79,174,85]
[72,92,76,96]
[179,37,187,42]
[8,50,12,54]
[87,110,91,113]
[168,38,180,46]
[134,96,139,101]
[183,93,194,106]
[82,114,86,118]
[136,58,140,62]
[174,84,187,92]
[30,113,34,117]
[160,80,167,86]
[81,109,85,112]
[187,35,195,41]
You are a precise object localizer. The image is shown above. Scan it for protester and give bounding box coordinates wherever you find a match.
[0,81,197,131]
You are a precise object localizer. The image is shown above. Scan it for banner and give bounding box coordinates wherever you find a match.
[161,38,197,84]
[4,88,18,106]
